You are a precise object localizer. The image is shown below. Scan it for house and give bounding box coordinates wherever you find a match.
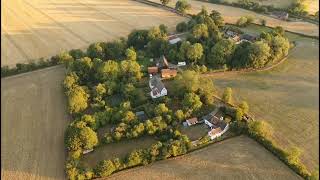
[185,117,198,126]
[135,111,148,121]
[271,11,289,21]
[148,66,159,74]
[161,69,177,78]
[168,35,182,44]
[177,61,186,66]
[202,108,229,140]
[240,34,257,42]
[149,76,167,98]
[224,29,240,42]
[155,55,169,69]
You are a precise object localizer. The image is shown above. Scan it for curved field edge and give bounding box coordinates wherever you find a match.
[103,135,302,180]
[211,25,319,171]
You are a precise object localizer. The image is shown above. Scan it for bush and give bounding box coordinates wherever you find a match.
[176,21,188,32]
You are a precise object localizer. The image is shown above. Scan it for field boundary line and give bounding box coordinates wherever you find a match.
[136,0,319,38]
[1,65,64,80]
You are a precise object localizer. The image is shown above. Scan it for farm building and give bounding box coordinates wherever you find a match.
[240,34,257,42]
[168,35,182,44]
[148,67,159,74]
[271,11,289,21]
[224,30,241,42]
[135,111,148,121]
[185,117,198,126]
[161,69,177,78]
[149,76,167,98]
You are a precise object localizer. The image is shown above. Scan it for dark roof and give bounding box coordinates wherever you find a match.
[241,34,257,41]
[150,76,165,91]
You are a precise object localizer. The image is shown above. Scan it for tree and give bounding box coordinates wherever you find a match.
[222,87,232,104]
[148,26,167,41]
[87,42,105,59]
[175,0,191,15]
[127,30,149,50]
[127,150,143,167]
[67,85,89,114]
[147,39,169,57]
[198,78,216,105]
[248,120,273,139]
[239,101,249,114]
[175,110,185,121]
[120,60,142,82]
[192,23,209,39]
[96,60,120,81]
[288,0,307,16]
[159,24,168,34]
[95,160,116,177]
[236,16,247,27]
[209,10,224,27]
[176,21,188,32]
[160,0,171,6]
[177,41,191,62]
[65,121,98,151]
[57,51,74,65]
[155,103,169,116]
[104,39,127,60]
[270,35,290,60]
[207,39,235,68]
[183,92,203,111]
[248,41,271,68]
[286,146,302,164]
[310,169,319,180]
[64,72,79,90]
[235,108,244,121]
[69,49,86,60]
[260,19,266,26]
[273,26,285,36]
[186,43,203,64]
[125,47,137,61]
[172,70,200,96]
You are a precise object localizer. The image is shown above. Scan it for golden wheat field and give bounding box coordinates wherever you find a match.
[1,0,186,67]
[104,136,303,180]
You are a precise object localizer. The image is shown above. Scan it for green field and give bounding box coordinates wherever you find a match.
[105,136,303,180]
[211,24,319,171]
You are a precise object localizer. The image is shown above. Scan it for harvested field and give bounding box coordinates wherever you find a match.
[149,0,319,36]
[1,0,187,67]
[104,136,302,180]
[210,25,319,171]
[1,66,69,180]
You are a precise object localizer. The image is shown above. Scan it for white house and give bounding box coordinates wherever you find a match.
[149,76,167,98]
[168,35,182,45]
[208,124,229,140]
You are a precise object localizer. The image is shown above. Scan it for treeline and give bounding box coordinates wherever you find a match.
[206,0,319,22]
[171,7,291,70]
[66,129,191,179]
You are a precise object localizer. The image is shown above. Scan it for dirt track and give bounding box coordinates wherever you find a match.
[1,0,186,67]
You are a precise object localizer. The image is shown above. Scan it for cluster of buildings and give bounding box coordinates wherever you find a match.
[224,28,257,44]
[271,11,289,21]
[184,107,229,140]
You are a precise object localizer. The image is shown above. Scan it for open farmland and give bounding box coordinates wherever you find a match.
[1,0,187,67]
[105,136,302,180]
[1,66,69,180]
[149,0,319,36]
[219,0,319,14]
[210,25,319,171]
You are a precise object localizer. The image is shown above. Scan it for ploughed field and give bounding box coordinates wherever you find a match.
[1,0,186,67]
[104,136,302,180]
[211,25,319,171]
[149,0,319,36]
[1,66,69,180]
